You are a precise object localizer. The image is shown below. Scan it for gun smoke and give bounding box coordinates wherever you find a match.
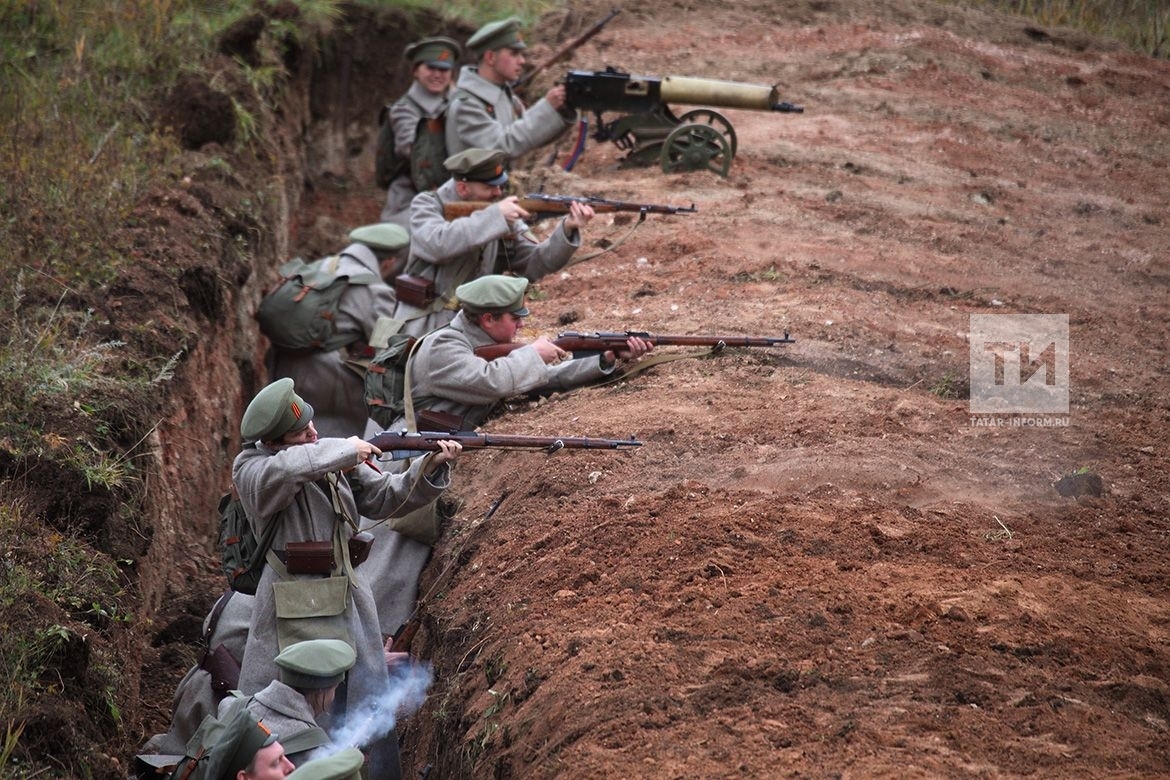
[311,662,433,759]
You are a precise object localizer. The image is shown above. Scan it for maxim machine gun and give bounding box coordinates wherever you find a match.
[563,67,803,177]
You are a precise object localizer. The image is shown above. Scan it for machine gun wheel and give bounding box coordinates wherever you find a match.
[660,122,733,178]
[677,109,737,157]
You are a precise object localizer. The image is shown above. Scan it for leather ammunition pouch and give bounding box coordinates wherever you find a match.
[200,642,241,700]
[394,274,436,308]
[284,541,335,575]
[347,531,375,568]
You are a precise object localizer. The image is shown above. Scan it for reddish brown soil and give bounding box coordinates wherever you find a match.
[366,2,1170,777]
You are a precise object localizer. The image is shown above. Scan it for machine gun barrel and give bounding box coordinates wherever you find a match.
[659,75,804,113]
[565,68,803,113]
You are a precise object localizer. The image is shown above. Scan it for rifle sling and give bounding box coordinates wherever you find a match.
[353,330,446,536]
[566,209,646,267]
[203,590,235,644]
[599,346,723,385]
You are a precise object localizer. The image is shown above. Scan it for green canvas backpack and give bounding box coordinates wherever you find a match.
[374,104,409,188]
[256,255,379,352]
[363,332,420,429]
[374,97,450,193]
[218,487,277,596]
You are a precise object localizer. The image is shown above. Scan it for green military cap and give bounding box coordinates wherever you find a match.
[348,223,409,251]
[405,36,461,70]
[467,16,526,58]
[285,747,364,780]
[275,639,356,690]
[456,274,529,316]
[444,148,508,186]
[241,378,314,443]
[203,709,279,780]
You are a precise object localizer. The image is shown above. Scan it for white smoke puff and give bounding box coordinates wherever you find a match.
[309,661,434,760]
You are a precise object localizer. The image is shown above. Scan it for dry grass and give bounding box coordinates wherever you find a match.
[960,0,1169,56]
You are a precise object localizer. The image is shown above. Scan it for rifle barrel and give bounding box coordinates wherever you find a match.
[368,431,642,452]
[514,8,621,89]
[471,332,793,361]
[556,331,795,348]
[442,195,695,222]
[478,432,642,449]
[524,194,696,214]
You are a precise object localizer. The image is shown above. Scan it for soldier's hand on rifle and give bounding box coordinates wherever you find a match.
[497,196,531,225]
[425,439,463,473]
[563,200,595,233]
[384,635,412,673]
[602,336,653,369]
[533,336,571,365]
[347,436,382,470]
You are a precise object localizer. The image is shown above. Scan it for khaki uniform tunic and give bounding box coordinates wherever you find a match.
[393,179,581,337]
[445,66,573,160]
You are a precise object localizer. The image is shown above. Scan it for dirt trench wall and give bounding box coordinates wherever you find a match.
[294,6,468,257]
[131,1,464,751]
[139,5,419,624]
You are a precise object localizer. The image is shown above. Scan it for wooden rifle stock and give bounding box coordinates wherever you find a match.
[389,617,420,654]
[442,194,696,222]
[474,330,795,361]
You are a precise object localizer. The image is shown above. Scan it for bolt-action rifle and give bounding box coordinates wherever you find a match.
[513,8,622,93]
[473,331,795,362]
[442,193,696,222]
[367,428,642,460]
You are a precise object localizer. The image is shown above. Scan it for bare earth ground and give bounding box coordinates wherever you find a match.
[357,2,1170,778]
[120,0,1170,778]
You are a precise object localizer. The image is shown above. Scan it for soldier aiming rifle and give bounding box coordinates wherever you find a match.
[474,330,795,362]
[442,192,696,222]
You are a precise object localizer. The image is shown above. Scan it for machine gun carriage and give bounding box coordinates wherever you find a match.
[563,67,803,177]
